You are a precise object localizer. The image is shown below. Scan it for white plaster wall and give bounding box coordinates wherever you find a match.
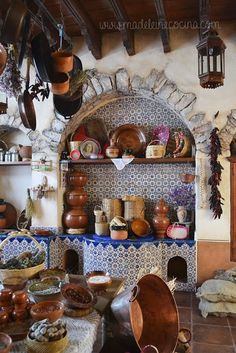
[1,23,235,238]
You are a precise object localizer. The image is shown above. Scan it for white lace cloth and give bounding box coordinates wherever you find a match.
[11,310,101,353]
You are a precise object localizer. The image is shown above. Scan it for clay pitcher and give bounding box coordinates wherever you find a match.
[152,199,170,239]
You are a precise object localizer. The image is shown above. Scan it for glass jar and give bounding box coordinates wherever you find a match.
[4,151,11,162]
[0,149,4,161]
[11,152,19,162]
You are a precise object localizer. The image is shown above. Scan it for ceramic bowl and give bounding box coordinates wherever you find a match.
[131,219,151,237]
[86,271,112,292]
[39,268,66,281]
[28,279,62,303]
[2,276,27,291]
[0,332,12,353]
[61,283,95,309]
[30,300,64,322]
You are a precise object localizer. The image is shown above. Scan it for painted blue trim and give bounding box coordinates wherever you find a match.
[83,234,195,249]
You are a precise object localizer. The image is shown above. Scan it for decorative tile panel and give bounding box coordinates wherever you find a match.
[72,97,195,232]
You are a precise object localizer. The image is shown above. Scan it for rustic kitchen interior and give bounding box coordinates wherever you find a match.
[0,0,235,352]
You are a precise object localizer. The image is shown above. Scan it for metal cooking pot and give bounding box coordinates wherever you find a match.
[53,94,82,119]
[1,0,27,44]
[111,274,190,353]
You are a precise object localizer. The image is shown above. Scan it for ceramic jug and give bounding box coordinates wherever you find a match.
[105,138,119,158]
[152,199,170,239]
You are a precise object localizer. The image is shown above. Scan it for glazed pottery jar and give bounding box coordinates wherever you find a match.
[0,288,12,303]
[67,169,88,187]
[65,188,88,207]
[177,206,187,223]
[152,199,170,239]
[63,207,88,230]
[12,290,28,305]
[105,138,119,158]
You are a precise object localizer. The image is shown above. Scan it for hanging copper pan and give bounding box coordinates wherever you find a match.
[1,0,27,44]
[0,44,7,75]
[18,58,36,130]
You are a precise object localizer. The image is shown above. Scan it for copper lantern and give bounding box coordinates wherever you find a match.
[196,28,226,88]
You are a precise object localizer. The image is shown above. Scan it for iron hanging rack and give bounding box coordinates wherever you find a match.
[30,0,72,49]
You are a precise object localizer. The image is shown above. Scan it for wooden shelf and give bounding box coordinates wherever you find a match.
[0,161,31,166]
[60,157,195,165]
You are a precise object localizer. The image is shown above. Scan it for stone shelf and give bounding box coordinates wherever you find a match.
[60,157,195,165]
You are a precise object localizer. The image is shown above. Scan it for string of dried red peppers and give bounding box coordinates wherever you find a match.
[208,127,224,219]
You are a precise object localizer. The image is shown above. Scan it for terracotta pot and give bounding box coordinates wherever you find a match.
[63,207,88,229]
[19,146,32,161]
[51,50,73,73]
[0,288,12,303]
[50,72,69,95]
[65,188,88,207]
[12,290,28,305]
[153,199,170,239]
[67,170,88,187]
[0,215,6,229]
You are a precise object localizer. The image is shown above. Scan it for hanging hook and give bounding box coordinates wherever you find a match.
[57,23,64,50]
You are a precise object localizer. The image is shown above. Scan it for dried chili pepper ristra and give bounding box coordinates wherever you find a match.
[208,127,224,219]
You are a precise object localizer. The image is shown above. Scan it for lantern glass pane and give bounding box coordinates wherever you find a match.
[217,54,221,72]
[202,54,208,74]
[221,53,225,74]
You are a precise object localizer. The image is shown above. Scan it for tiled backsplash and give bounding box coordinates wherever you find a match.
[71,96,195,233]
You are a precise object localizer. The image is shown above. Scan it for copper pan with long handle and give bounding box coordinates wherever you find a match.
[18,57,36,131]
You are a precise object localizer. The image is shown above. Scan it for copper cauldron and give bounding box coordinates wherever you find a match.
[111,274,191,353]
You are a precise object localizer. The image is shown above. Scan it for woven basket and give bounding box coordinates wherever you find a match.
[27,333,68,353]
[146,140,166,158]
[0,233,45,281]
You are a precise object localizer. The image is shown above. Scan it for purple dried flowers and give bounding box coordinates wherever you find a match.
[169,184,195,209]
[153,125,170,145]
[0,49,23,98]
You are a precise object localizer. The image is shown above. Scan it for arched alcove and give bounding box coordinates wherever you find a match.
[63,249,79,274]
[167,256,188,283]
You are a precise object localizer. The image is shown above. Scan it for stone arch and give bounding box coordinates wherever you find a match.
[0,68,214,154]
[0,113,49,152]
[43,68,213,154]
[218,110,236,151]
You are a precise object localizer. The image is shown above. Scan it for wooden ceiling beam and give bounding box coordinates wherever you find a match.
[199,0,210,38]
[108,0,135,56]
[62,0,102,59]
[153,0,170,53]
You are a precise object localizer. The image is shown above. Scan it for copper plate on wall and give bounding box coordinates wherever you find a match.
[111,124,146,157]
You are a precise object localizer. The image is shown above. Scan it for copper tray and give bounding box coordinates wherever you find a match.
[111,124,146,157]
